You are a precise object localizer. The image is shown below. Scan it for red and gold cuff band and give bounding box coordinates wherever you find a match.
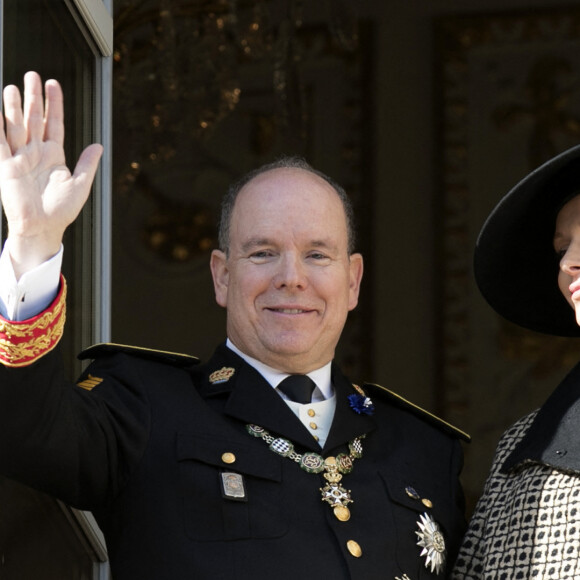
[0,276,67,367]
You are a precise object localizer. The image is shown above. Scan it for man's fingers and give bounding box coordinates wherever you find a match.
[1,73,64,155]
[72,143,104,193]
[43,79,64,146]
[0,107,10,162]
[23,71,45,144]
[2,84,26,153]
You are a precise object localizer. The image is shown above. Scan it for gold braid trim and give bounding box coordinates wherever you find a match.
[0,276,67,368]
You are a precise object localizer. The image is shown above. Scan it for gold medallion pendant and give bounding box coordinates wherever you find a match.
[320,456,353,521]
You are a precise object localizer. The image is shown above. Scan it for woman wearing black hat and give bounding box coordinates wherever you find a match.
[453,143,580,578]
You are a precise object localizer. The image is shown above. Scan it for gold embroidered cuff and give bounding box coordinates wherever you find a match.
[0,276,67,367]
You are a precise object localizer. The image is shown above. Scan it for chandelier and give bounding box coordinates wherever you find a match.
[114,0,358,139]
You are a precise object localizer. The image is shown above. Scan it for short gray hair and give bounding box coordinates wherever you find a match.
[218,156,356,254]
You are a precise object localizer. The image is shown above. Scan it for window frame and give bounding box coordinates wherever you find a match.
[60,3,114,577]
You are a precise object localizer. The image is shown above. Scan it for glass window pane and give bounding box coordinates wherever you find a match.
[2,0,98,377]
[1,1,105,579]
[0,477,94,579]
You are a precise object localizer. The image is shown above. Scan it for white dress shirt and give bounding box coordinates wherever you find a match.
[0,239,62,321]
[226,339,336,447]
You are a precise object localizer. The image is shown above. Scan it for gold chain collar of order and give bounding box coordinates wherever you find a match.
[246,423,365,522]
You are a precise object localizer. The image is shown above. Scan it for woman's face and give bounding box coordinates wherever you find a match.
[554,194,580,326]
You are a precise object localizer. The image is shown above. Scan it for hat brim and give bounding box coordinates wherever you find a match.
[474,143,580,337]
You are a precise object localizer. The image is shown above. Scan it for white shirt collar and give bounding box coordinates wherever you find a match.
[225,338,333,401]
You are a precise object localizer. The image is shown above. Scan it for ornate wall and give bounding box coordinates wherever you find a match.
[110,0,580,513]
[435,8,580,508]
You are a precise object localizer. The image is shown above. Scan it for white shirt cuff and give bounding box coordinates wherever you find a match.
[0,240,63,321]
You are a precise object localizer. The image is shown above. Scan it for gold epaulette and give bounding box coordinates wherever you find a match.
[78,342,199,367]
[364,382,471,443]
[0,276,67,368]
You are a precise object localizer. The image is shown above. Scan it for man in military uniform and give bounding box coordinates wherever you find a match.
[0,72,468,578]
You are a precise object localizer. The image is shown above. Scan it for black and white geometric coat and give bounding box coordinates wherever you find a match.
[453,361,580,579]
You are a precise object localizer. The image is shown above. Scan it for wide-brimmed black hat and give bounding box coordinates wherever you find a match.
[474,143,580,337]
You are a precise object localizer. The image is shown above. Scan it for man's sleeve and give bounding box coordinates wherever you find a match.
[0,241,66,367]
[0,240,63,321]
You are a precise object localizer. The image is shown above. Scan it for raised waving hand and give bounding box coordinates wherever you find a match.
[0,71,103,278]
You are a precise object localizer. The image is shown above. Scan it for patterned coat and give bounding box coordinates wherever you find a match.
[453,360,580,579]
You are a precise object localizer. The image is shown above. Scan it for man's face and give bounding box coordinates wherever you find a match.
[210,167,363,373]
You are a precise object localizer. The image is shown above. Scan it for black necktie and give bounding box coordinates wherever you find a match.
[278,375,316,404]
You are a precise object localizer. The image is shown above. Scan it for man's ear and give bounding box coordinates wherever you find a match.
[210,249,229,308]
[348,252,364,311]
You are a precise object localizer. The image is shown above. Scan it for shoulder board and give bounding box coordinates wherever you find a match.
[78,343,199,367]
[364,383,471,443]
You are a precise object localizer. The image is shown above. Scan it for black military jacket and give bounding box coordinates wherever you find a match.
[0,343,468,579]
